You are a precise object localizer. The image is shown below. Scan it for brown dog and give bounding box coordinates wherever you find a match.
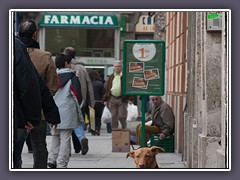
[126,146,165,168]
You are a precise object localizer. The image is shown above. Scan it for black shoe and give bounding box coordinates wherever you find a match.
[75,149,81,153]
[83,123,88,131]
[95,130,100,136]
[91,130,96,136]
[47,162,56,168]
[81,138,89,155]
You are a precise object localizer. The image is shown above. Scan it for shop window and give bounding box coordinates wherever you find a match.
[45,27,115,57]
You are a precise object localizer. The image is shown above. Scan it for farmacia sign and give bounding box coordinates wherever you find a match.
[40,14,119,28]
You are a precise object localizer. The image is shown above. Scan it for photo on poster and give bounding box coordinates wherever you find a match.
[143,68,159,80]
[132,77,148,89]
[129,62,144,72]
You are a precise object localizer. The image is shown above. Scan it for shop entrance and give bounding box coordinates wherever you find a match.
[85,65,114,83]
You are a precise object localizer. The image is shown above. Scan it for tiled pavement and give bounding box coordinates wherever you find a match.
[21,120,186,170]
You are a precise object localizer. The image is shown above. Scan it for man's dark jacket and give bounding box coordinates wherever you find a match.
[14,37,41,132]
[14,37,60,132]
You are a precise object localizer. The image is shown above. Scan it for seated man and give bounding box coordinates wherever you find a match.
[136,96,175,146]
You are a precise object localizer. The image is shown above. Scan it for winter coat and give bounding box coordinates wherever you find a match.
[71,58,95,108]
[14,37,41,130]
[54,68,83,129]
[19,37,59,124]
[152,101,175,136]
[92,80,105,102]
[27,48,58,95]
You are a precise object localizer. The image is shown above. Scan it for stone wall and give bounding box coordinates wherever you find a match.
[184,12,227,168]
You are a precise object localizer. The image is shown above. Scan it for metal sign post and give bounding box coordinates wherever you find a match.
[141,95,146,147]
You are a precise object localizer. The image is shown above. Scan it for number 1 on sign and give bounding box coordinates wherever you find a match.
[139,48,146,58]
[133,43,156,61]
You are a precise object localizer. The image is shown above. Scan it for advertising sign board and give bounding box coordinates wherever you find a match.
[123,40,165,96]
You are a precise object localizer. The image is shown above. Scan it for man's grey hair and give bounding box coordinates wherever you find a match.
[113,60,122,66]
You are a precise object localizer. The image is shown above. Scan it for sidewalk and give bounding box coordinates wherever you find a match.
[21,120,186,169]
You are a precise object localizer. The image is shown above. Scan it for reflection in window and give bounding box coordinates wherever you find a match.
[45,27,114,57]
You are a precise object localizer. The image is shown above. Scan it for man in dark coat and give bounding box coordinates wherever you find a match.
[18,19,60,168]
[13,36,61,168]
[13,37,41,168]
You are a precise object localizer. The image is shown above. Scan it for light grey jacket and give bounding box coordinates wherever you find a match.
[54,69,83,129]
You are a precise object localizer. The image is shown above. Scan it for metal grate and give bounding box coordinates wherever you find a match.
[213,19,220,27]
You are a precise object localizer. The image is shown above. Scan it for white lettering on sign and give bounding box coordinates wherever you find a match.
[90,16,98,25]
[99,16,103,24]
[44,15,51,24]
[61,15,68,24]
[82,16,90,24]
[43,15,114,25]
[50,15,59,24]
[105,16,113,25]
[70,16,80,24]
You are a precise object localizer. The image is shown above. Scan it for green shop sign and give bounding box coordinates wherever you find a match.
[207,12,220,19]
[123,40,165,96]
[40,14,119,28]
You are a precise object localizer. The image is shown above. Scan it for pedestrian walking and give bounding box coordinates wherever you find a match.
[13,37,41,168]
[89,70,105,135]
[103,60,132,129]
[63,47,94,155]
[48,54,83,168]
[18,19,60,168]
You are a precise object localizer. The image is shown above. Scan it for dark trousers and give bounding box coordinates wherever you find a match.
[30,120,48,168]
[94,102,104,131]
[72,106,86,152]
[26,134,32,151]
[72,130,81,152]
[13,129,28,168]
[106,123,112,133]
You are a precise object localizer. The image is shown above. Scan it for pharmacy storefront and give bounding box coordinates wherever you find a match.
[39,13,120,79]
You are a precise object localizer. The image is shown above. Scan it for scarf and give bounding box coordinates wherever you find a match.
[57,71,82,105]
[18,37,40,49]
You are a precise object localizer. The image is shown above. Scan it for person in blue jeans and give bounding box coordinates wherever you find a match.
[72,122,88,155]
[63,47,94,155]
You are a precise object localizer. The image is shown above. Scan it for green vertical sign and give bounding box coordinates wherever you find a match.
[123,40,165,96]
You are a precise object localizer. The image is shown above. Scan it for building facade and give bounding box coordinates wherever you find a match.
[161,11,229,168]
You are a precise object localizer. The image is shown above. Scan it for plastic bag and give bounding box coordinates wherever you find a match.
[85,114,89,124]
[127,103,138,121]
[101,106,112,124]
[89,107,95,131]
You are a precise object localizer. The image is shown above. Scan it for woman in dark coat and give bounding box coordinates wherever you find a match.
[88,70,105,135]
